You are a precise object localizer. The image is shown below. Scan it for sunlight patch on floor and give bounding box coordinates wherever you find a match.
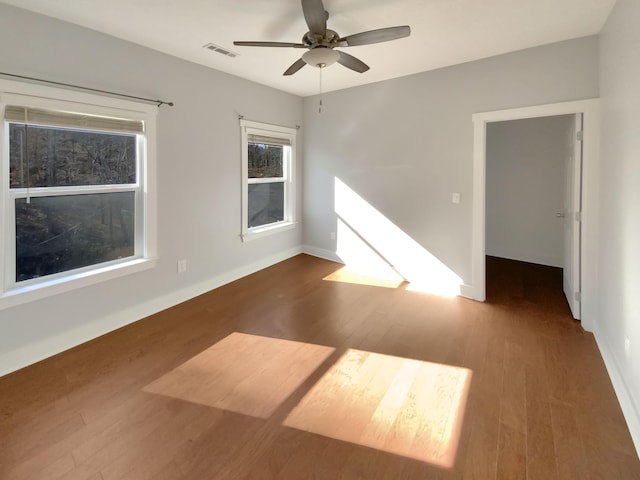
[143,332,335,419]
[323,264,406,289]
[144,333,471,467]
[283,349,472,467]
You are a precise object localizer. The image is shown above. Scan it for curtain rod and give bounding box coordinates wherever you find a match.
[238,114,300,130]
[0,72,174,107]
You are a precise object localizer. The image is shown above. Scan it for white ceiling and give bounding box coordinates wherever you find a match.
[1,0,616,97]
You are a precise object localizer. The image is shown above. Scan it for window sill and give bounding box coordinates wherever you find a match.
[241,221,296,242]
[0,257,157,311]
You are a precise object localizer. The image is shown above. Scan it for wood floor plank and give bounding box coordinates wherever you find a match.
[496,339,527,479]
[500,340,526,433]
[549,398,589,480]
[462,421,501,480]
[103,404,227,480]
[496,423,526,480]
[525,363,559,480]
[0,254,637,480]
[0,406,85,470]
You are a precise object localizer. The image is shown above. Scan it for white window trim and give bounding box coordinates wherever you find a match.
[240,119,296,242]
[0,79,158,310]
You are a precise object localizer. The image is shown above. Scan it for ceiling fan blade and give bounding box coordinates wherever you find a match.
[283,58,307,76]
[234,41,306,48]
[340,26,411,47]
[301,0,327,36]
[337,51,369,73]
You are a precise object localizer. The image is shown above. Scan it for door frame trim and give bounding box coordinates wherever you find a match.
[470,99,600,331]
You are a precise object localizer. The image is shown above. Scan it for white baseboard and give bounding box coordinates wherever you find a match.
[0,246,303,377]
[0,244,483,377]
[486,249,563,268]
[301,245,342,263]
[459,284,475,299]
[593,325,640,457]
[302,245,476,301]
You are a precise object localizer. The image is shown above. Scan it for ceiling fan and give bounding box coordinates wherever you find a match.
[233,0,411,76]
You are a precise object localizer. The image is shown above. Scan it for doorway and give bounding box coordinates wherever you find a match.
[470,99,600,331]
[485,114,580,318]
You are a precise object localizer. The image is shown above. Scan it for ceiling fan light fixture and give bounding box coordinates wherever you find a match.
[302,48,340,68]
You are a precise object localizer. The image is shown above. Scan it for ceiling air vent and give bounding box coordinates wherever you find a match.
[203,43,238,58]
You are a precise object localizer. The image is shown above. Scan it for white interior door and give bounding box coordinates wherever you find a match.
[563,113,582,319]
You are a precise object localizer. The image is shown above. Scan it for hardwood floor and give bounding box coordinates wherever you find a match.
[0,254,638,479]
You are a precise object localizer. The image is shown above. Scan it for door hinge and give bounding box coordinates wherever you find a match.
[576,130,583,141]
[575,211,582,222]
[574,291,581,302]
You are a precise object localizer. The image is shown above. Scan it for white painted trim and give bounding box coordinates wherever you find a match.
[485,249,563,269]
[471,118,487,301]
[593,326,640,457]
[458,284,475,299]
[0,257,157,310]
[302,245,475,300]
[240,119,297,241]
[241,221,296,242]
[471,99,600,332]
[0,246,302,377]
[302,245,342,263]
[0,78,159,310]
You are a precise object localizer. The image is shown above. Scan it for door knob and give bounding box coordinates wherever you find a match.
[556,213,565,218]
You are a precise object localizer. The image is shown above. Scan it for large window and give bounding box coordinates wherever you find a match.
[1,81,157,308]
[240,119,296,240]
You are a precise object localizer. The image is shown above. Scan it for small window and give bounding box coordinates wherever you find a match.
[240,120,296,240]
[1,81,157,308]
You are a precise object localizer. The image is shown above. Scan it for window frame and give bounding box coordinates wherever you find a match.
[0,79,157,310]
[240,119,296,242]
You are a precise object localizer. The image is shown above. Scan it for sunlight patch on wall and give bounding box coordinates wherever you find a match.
[283,349,472,468]
[334,177,463,296]
[324,218,405,288]
[143,332,335,419]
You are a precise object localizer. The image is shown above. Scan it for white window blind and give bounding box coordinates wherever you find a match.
[5,105,144,134]
[247,133,291,147]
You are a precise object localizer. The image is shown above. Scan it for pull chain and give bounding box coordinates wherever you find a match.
[318,65,323,114]
[23,107,31,204]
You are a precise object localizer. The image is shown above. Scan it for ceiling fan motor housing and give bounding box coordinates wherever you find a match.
[303,29,341,48]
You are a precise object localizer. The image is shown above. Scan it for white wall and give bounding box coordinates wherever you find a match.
[0,4,304,375]
[302,36,599,286]
[598,0,640,451]
[486,115,574,267]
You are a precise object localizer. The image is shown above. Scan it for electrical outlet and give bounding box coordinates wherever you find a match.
[452,192,461,204]
[177,259,187,274]
[624,336,630,357]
